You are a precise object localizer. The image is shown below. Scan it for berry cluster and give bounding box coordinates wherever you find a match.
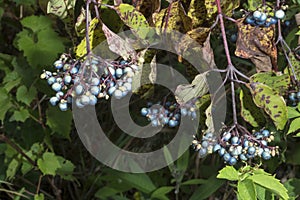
[245,9,285,27]
[192,128,279,165]
[287,91,300,107]
[40,54,139,111]
[140,101,197,128]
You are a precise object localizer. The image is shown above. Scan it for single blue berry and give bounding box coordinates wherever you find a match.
[248,146,256,155]
[223,153,231,161]
[275,9,285,19]
[47,77,56,85]
[89,95,97,105]
[58,102,68,111]
[228,157,237,165]
[90,86,100,96]
[231,136,239,145]
[141,108,148,116]
[253,10,262,20]
[52,82,62,92]
[213,144,221,152]
[75,85,84,95]
[54,60,63,69]
[64,75,72,84]
[262,129,270,137]
[49,96,59,106]
[91,77,100,86]
[262,151,271,160]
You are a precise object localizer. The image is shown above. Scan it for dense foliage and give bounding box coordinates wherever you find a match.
[1,0,300,199]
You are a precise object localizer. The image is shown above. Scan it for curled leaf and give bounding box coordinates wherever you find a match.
[175,72,209,104]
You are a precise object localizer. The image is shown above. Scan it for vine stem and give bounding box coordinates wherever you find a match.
[85,0,92,55]
[215,0,239,125]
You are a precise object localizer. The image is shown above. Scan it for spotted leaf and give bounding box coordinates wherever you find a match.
[250,72,291,96]
[113,3,150,39]
[247,82,287,130]
[205,0,239,20]
[235,19,277,72]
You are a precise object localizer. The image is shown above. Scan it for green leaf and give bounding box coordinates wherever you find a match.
[237,179,257,200]
[9,109,30,122]
[217,166,239,181]
[95,187,121,199]
[283,178,300,199]
[175,72,209,104]
[113,4,149,39]
[13,0,35,6]
[250,72,290,96]
[16,85,37,106]
[37,152,61,176]
[16,16,65,68]
[47,0,76,19]
[181,179,207,185]
[247,82,288,130]
[239,89,262,127]
[287,117,300,135]
[34,193,44,200]
[115,172,156,194]
[151,186,174,200]
[0,88,12,121]
[46,106,72,139]
[163,146,176,173]
[190,175,225,200]
[205,0,239,20]
[56,156,75,180]
[248,174,289,200]
[6,158,20,180]
[255,185,267,200]
[287,106,300,119]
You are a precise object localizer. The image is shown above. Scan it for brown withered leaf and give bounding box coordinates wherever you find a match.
[235,19,277,72]
[152,1,192,33]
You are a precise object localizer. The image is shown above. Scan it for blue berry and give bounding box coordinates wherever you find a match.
[259,13,267,22]
[201,141,209,148]
[248,146,256,155]
[223,132,231,141]
[213,144,221,152]
[54,60,63,69]
[58,102,68,111]
[75,98,84,108]
[89,95,97,105]
[168,119,177,127]
[223,153,231,161]
[253,10,262,20]
[231,136,239,145]
[218,148,225,156]
[114,89,123,99]
[116,68,123,78]
[262,129,270,137]
[275,9,285,19]
[49,96,59,106]
[239,154,247,161]
[108,86,116,95]
[262,151,271,160]
[91,77,100,86]
[90,86,100,96]
[70,67,78,74]
[52,82,62,92]
[80,95,90,105]
[270,17,278,25]
[230,34,237,43]
[228,157,237,165]
[75,85,84,95]
[47,77,56,85]
[141,108,148,116]
[151,119,159,127]
[181,108,188,116]
[245,16,255,25]
[64,75,72,84]
[198,148,207,157]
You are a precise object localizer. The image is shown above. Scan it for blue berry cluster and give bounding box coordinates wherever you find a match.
[245,9,285,27]
[192,129,278,165]
[140,101,197,128]
[41,54,139,111]
[288,91,300,107]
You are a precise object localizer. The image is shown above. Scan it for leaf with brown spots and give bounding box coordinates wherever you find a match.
[235,19,277,72]
[250,72,291,96]
[204,0,239,21]
[152,1,192,33]
[135,0,160,24]
[76,18,106,57]
[247,82,287,130]
[112,3,150,39]
[102,23,136,60]
[187,0,207,28]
